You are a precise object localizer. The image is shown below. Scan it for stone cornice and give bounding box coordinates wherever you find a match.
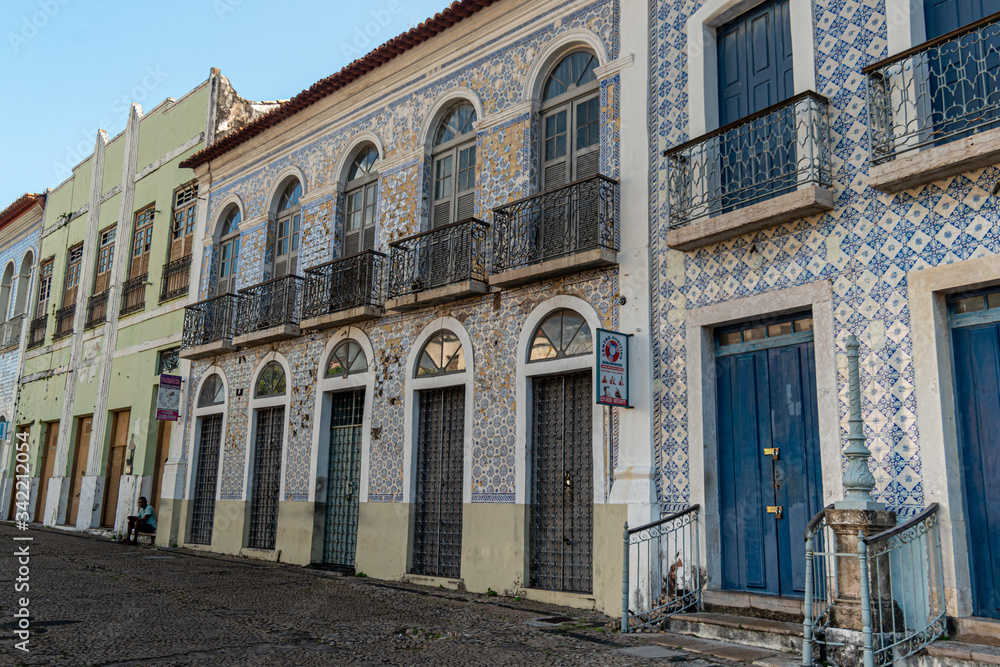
[475,100,538,131]
[594,54,634,80]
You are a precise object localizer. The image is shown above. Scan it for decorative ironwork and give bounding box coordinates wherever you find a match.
[0,314,24,350]
[665,92,831,227]
[865,12,1000,164]
[303,250,384,319]
[85,291,109,329]
[53,305,75,341]
[159,255,192,303]
[323,388,365,567]
[387,218,489,299]
[157,347,180,374]
[236,275,303,335]
[119,274,147,316]
[189,413,223,545]
[802,505,837,666]
[492,175,618,273]
[181,294,241,349]
[622,505,702,632]
[529,371,593,593]
[27,316,46,349]
[248,405,284,550]
[411,386,465,579]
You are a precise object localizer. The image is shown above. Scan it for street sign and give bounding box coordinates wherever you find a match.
[596,328,630,407]
[156,374,182,421]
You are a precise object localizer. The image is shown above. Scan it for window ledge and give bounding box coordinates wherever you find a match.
[233,323,300,347]
[490,248,617,288]
[403,574,464,591]
[385,280,488,312]
[301,305,383,332]
[180,339,237,361]
[664,186,835,251]
[870,125,1000,194]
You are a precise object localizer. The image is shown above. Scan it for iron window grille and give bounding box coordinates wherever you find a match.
[492,175,618,273]
[303,250,385,320]
[27,316,46,349]
[664,91,831,228]
[85,291,109,329]
[53,305,75,341]
[181,293,241,349]
[0,314,24,350]
[387,218,489,299]
[235,275,304,335]
[189,413,223,545]
[865,11,1000,164]
[159,255,193,303]
[157,347,181,374]
[119,274,148,316]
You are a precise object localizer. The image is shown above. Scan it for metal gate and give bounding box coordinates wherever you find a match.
[530,371,593,593]
[190,414,223,545]
[411,386,464,578]
[248,406,284,550]
[323,389,364,566]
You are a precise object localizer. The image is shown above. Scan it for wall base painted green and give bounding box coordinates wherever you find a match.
[355,501,411,579]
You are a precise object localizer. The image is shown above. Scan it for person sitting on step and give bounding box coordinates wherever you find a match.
[119,496,156,544]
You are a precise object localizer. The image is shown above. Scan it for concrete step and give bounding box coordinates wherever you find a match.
[951,617,1000,648]
[703,589,805,623]
[643,630,802,665]
[661,611,804,655]
[917,640,1000,666]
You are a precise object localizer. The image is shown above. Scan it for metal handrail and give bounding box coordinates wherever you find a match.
[303,250,385,318]
[627,504,700,535]
[387,217,490,298]
[863,10,1000,73]
[863,503,939,545]
[388,218,489,246]
[26,315,46,349]
[491,173,620,212]
[182,292,242,349]
[236,274,304,335]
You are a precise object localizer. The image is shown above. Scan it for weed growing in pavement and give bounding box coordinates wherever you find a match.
[354,571,367,577]
[486,588,498,597]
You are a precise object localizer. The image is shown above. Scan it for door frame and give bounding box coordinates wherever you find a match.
[910,254,1000,617]
[685,281,840,593]
[185,366,229,546]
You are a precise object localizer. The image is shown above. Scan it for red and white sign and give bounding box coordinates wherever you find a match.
[596,328,630,407]
[156,374,182,421]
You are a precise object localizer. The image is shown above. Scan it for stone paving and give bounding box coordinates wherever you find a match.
[0,523,744,666]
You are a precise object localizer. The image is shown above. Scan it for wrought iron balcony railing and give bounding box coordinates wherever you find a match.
[303,250,385,319]
[27,316,46,349]
[866,12,1000,164]
[387,218,489,298]
[85,291,109,329]
[160,255,192,303]
[665,92,832,227]
[120,274,147,316]
[182,293,242,350]
[0,315,24,350]
[492,175,618,274]
[53,305,75,341]
[235,274,304,335]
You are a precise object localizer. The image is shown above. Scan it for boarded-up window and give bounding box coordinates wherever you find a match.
[540,51,600,191]
[129,205,155,279]
[343,146,379,256]
[63,244,84,307]
[93,226,116,293]
[35,258,53,317]
[432,103,478,228]
[169,182,198,262]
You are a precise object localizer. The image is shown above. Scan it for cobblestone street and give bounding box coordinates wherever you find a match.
[0,524,743,666]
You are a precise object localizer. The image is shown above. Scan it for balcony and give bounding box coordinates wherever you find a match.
[385,218,490,312]
[0,315,24,351]
[160,255,192,303]
[301,250,385,331]
[491,175,618,288]
[233,275,304,346]
[26,316,46,350]
[120,274,147,316]
[85,291,108,329]
[866,12,1000,192]
[663,92,834,250]
[179,293,241,360]
[53,305,75,341]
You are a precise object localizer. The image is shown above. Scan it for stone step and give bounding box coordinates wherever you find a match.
[919,640,1000,666]
[661,611,804,655]
[951,617,1000,648]
[702,590,805,623]
[643,630,802,665]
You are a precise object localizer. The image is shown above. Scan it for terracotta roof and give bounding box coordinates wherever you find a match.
[0,193,44,232]
[180,0,500,170]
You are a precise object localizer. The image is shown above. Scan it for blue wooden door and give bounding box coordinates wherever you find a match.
[717,318,823,596]
[717,0,795,209]
[924,0,1000,142]
[950,292,1000,619]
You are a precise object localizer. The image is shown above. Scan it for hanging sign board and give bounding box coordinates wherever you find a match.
[156,374,182,421]
[596,328,630,407]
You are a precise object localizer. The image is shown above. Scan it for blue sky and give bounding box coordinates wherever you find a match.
[0,0,449,207]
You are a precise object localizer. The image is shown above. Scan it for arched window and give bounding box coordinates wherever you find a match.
[13,252,33,316]
[0,263,14,322]
[255,361,287,397]
[198,374,225,407]
[528,308,593,361]
[343,145,379,256]
[431,103,478,228]
[540,50,600,190]
[416,330,466,376]
[326,340,368,377]
[274,180,302,277]
[216,208,241,296]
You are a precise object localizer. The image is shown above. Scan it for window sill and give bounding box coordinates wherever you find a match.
[233,323,300,347]
[385,279,488,312]
[179,338,237,361]
[870,125,1000,194]
[301,304,383,332]
[663,186,835,251]
[490,247,617,288]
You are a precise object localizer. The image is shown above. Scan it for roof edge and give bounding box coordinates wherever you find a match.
[0,194,45,232]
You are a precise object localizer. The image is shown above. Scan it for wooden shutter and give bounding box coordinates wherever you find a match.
[542,107,570,191]
[573,96,600,181]
[456,143,476,221]
[94,227,115,293]
[170,183,198,262]
[130,206,155,279]
[35,259,53,317]
[217,239,236,296]
[63,245,83,307]
[362,183,377,251]
[274,214,288,278]
[290,212,300,275]
[432,153,454,228]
